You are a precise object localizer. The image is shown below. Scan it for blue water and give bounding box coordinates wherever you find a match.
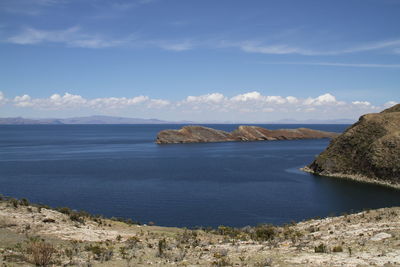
[1,124,399,228]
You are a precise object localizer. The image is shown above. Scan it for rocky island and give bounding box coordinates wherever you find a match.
[156,125,338,144]
[304,104,400,188]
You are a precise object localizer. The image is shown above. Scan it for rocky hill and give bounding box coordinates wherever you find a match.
[156,125,338,144]
[305,104,400,187]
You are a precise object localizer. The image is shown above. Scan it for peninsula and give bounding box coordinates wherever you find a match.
[304,104,400,188]
[156,125,339,144]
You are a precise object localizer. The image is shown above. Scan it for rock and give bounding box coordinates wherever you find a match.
[370,232,392,241]
[306,104,400,185]
[156,125,338,144]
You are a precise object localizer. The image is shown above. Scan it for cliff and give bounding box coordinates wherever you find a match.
[156,125,338,144]
[306,104,400,187]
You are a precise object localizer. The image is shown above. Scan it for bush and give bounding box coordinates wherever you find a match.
[27,239,55,266]
[10,198,19,208]
[252,224,276,241]
[157,238,167,257]
[314,243,328,253]
[69,213,85,224]
[20,198,30,206]
[57,207,72,215]
[85,244,113,262]
[332,246,343,252]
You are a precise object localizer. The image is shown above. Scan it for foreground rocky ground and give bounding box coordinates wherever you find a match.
[1,197,400,266]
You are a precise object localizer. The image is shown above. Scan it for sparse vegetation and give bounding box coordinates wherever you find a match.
[1,195,400,266]
[314,243,328,253]
[26,237,56,266]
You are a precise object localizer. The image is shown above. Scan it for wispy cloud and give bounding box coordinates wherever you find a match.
[261,62,400,68]
[4,24,400,57]
[0,0,67,15]
[153,40,194,51]
[4,26,196,51]
[227,39,400,56]
[5,26,132,48]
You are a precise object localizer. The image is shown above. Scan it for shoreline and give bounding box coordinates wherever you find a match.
[301,166,400,190]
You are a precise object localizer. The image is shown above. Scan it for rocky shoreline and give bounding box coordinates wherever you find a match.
[301,166,400,190]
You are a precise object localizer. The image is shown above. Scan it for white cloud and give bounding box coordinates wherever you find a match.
[286,96,298,104]
[263,62,400,68]
[265,96,286,104]
[238,41,314,55]
[0,91,7,105]
[228,39,400,56]
[352,101,371,106]
[14,94,33,107]
[231,91,262,102]
[303,93,343,106]
[185,93,225,103]
[384,101,398,108]
[5,90,397,121]
[148,99,170,108]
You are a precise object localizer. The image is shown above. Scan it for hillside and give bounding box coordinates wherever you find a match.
[305,104,400,188]
[1,197,400,266]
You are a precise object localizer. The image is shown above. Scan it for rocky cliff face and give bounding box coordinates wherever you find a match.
[156,125,338,144]
[307,104,400,186]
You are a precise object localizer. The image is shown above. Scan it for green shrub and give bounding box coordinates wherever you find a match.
[252,224,276,241]
[332,246,343,252]
[57,207,72,215]
[314,243,328,253]
[69,213,85,224]
[20,198,30,206]
[157,238,167,257]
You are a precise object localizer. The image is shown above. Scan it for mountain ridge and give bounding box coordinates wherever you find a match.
[0,115,355,125]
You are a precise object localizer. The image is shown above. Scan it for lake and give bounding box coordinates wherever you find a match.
[1,124,399,227]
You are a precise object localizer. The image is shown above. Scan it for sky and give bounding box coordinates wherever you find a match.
[0,0,399,122]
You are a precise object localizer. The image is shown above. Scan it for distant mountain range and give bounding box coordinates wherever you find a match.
[0,115,355,125]
[0,116,192,125]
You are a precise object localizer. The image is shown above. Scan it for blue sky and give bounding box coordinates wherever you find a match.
[0,0,399,122]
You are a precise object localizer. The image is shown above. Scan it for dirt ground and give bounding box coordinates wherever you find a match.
[1,198,400,266]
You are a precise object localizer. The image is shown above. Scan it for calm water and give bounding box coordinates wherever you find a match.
[1,124,400,227]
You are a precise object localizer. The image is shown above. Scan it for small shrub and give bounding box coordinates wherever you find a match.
[157,238,167,257]
[10,198,19,208]
[332,246,343,252]
[57,207,72,215]
[20,198,30,206]
[126,236,141,249]
[314,243,328,253]
[27,239,55,266]
[69,213,85,224]
[252,224,276,241]
[85,244,113,262]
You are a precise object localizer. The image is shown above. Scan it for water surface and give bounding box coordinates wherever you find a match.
[1,124,399,227]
